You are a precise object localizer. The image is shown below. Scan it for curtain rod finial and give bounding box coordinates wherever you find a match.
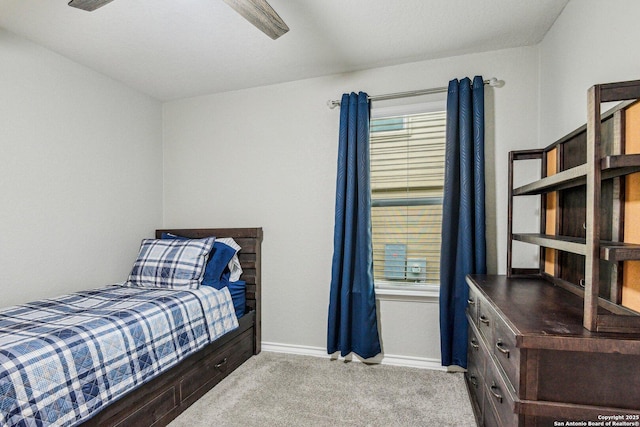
[327,99,340,109]
[488,77,504,88]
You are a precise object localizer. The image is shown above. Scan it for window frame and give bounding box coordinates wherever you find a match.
[370,99,446,300]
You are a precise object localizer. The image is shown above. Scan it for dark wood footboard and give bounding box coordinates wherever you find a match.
[81,227,263,427]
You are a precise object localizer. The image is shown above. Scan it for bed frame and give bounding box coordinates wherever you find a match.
[82,227,263,427]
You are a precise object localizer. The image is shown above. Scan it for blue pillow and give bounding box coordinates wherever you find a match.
[126,237,214,289]
[161,233,238,289]
[228,280,246,317]
[202,242,237,289]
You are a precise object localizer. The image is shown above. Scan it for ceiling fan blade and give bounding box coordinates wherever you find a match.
[222,0,289,40]
[68,0,115,12]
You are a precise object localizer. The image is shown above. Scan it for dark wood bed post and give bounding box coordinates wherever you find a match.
[251,228,263,354]
[83,227,263,427]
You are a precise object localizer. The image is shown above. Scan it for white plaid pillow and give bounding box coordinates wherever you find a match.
[126,237,215,289]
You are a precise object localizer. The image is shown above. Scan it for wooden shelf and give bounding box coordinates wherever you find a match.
[601,241,640,262]
[602,154,640,178]
[512,154,640,196]
[512,233,586,255]
[601,153,640,169]
[513,164,588,196]
[513,234,640,262]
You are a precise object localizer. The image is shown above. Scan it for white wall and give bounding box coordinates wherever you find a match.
[162,46,540,361]
[539,0,640,144]
[0,29,163,307]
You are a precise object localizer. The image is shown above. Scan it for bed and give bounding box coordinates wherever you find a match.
[0,227,262,427]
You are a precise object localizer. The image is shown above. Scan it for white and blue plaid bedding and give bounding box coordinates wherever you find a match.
[0,285,239,426]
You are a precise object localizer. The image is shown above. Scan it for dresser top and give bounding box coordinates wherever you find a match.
[467,274,640,353]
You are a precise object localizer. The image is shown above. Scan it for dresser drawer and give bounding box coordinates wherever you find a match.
[482,393,502,427]
[467,322,485,379]
[477,300,496,347]
[180,328,253,402]
[485,357,518,427]
[466,321,486,420]
[467,286,480,326]
[492,312,520,394]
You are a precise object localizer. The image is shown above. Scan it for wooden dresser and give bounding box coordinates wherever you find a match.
[465,80,640,426]
[465,274,640,426]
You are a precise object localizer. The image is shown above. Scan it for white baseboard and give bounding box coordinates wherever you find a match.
[261,342,446,371]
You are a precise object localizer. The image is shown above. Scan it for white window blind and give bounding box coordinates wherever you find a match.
[370,109,446,286]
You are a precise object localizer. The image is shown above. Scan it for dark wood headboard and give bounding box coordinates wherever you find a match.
[155,227,263,353]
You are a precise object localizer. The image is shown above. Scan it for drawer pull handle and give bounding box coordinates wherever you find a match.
[490,382,503,403]
[467,298,475,306]
[214,357,228,369]
[470,339,479,350]
[496,340,510,358]
[469,375,478,388]
[479,315,490,325]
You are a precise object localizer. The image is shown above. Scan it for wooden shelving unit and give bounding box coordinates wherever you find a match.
[466,79,640,427]
[507,79,640,333]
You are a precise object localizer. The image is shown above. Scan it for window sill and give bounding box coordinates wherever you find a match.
[374,283,439,303]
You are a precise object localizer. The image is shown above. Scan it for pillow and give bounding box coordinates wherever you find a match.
[126,237,215,289]
[215,237,243,282]
[162,233,242,289]
[228,280,246,317]
[201,240,237,288]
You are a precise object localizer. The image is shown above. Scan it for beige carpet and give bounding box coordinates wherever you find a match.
[169,352,476,427]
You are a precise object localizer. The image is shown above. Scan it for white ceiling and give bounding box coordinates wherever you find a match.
[0,0,569,101]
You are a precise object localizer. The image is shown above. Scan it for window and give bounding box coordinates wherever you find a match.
[370,102,446,291]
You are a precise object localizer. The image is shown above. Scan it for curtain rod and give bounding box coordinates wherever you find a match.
[326,77,500,109]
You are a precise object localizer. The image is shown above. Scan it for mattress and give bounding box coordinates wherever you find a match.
[0,285,238,426]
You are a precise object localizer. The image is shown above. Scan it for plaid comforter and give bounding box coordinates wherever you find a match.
[0,285,239,426]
